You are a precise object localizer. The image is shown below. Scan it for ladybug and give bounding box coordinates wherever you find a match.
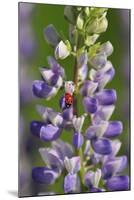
[65,92,73,108]
[64,81,74,108]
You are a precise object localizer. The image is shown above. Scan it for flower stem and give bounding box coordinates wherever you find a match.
[73,56,85,190]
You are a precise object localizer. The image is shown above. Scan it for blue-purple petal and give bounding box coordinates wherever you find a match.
[32,80,56,99]
[92,138,112,155]
[105,176,129,191]
[80,80,98,96]
[96,89,117,105]
[104,121,123,137]
[83,97,97,114]
[64,173,80,193]
[62,107,73,121]
[73,132,84,149]
[44,24,60,47]
[52,139,74,160]
[102,156,127,179]
[90,53,107,69]
[40,124,62,141]
[30,121,44,138]
[32,167,57,184]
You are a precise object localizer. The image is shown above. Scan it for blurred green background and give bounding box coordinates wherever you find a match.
[19,2,130,197]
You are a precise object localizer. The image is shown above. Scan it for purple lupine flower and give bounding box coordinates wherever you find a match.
[64,156,81,193]
[102,156,127,179]
[32,167,58,184]
[84,169,103,191]
[72,115,86,149]
[105,176,129,191]
[33,80,57,99]
[64,173,80,193]
[33,57,65,100]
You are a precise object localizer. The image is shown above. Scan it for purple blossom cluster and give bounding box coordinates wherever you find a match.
[30,6,129,194]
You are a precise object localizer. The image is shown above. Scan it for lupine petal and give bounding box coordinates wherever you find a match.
[92,137,112,155]
[47,110,63,126]
[40,124,61,141]
[77,52,88,68]
[100,41,113,57]
[39,148,63,172]
[52,139,74,160]
[44,24,60,47]
[73,132,84,149]
[96,89,117,105]
[30,121,44,138]
[47,56,65,77]
[84,171,95,188]
[89,53,107,69]
[62,107,73,121]
[78,64,88,82]
[84,140,91,156]
[110,139,122,156]
[102,156,127,179]
[64,156,80,174]
[40,68,54,84]
[55,40,70,60]
[72,114,87,132]
[105,176,129,191]
[89,61,115,89]
[91,153,102,165]
[92,105,115,124]
[32,80,57,99]
[80,80,98,96]
[83,97,97,114]
[102,139,122,164]
[36,105,50,122]
[86,121,108,139]
[32,167,58,184]
[59,96,66,110]
[50,74,63,88]
[84,169,102,189]
[64,173,80,193]
[104,121,123,137]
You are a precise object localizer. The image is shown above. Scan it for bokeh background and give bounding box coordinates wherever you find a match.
[19,2,130,197]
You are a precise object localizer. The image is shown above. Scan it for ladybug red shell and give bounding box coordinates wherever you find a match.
[65,92,73,108]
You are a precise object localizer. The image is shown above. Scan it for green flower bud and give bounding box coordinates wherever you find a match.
[85,34,99,46]
[64,6,76,24]
[84,7,90,17]
[95,17,108,34]
[76,13,84,30]
[86,17,108,34]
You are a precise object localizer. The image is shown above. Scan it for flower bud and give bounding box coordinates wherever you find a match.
[55,40,71,60]
[64,6,76,24]
[86,17,108,34]
[44,24,60,47]
[76,13,84,30]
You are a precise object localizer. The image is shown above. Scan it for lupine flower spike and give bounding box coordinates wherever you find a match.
[31,6,129,194]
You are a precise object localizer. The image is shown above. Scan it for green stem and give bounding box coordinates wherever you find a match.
[73,52,85,190]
